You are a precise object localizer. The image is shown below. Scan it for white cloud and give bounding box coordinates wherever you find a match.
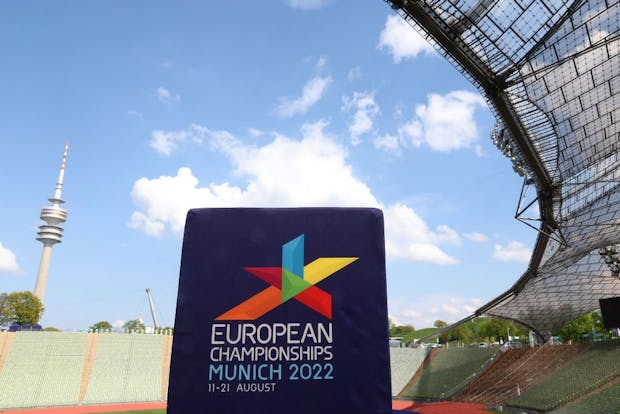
[463,232,488,243]
[384,204,460,265]
[248,128,264,137]
[129,167,226,236]
[370,90,487,155]
[0,242,20,273]
[397,90,487,152]
[275,75,332,118]
[148,124,207,156]
[149,130,187,156]
[397,120,423,146]
[112,320,125,328]
[342,91,380,146]
[373,134,402,155]
[390,296,484,328]
[285,0,331,10]
[128,211,166,238]
[388,314,402,326]
[314,56,327,72]
[434,225,461,245]
[127,110,142,118]
[130,121,460,265]
[156,86,180,104]
[474,144,486,157]
[378,14,435,63]
[347,66,362,81]
[493,241,531,263]
[401,309,422,319]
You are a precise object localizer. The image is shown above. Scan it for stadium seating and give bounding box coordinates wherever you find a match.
[389,347,429,396]
[457,344,584,406]
[0,332,615,411]
[83,334,164,404]
[509,342,619,411]
[399,347,496,399]
[453,347,526,402]
[0,332,87,409]
[549,381,620,414]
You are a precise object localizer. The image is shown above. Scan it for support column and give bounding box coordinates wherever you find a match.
[33,245,53,302]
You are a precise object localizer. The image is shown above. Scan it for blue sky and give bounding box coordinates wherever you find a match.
[0,1,536,331]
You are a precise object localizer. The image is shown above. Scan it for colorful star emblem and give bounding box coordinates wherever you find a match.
[216,235,358,320]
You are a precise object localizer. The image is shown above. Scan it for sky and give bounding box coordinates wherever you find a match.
[0,1,537,331]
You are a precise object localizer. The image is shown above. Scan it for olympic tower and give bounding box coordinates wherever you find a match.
[33,143,69,303]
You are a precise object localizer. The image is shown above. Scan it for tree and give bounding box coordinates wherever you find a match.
[447,323,473,343]
[389,323,416,344]
[390,324,414,337]
[434,320,448,328]
[557,312,607,343]
[477,318,504,342]
[90,321,113,332]
[124,319,145,332]
[476,317,526,343]
[0,291,44,325]
[388,318,396,331]
[44,327,61,332]
[0,293,9,325]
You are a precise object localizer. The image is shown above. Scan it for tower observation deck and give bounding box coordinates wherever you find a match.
[33,143,69,303]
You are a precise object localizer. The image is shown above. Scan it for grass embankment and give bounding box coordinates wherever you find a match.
[411,327,439,340]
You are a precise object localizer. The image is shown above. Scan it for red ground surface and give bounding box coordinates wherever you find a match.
[392,400,490,414]
[1,400,489,414]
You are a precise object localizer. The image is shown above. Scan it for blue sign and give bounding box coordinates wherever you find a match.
[168,208,391,414]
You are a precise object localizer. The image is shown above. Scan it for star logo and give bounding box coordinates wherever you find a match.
[216,235,358,320]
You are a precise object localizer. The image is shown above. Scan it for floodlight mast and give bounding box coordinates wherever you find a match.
[146,288,159,329]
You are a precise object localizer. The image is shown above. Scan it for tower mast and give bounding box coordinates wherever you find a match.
[33,143,69,303]
[146,288,159,329]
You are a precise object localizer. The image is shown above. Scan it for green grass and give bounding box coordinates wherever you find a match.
[411,327,439,339]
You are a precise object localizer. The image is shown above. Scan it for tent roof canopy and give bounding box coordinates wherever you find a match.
[387,0,620,339]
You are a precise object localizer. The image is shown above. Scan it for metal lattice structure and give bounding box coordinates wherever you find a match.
[386,0,620,340]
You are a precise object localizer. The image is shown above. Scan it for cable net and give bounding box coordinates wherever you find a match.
[387,0,620,338]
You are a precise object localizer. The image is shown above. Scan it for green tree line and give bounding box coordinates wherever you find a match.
[389,311,612,345]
